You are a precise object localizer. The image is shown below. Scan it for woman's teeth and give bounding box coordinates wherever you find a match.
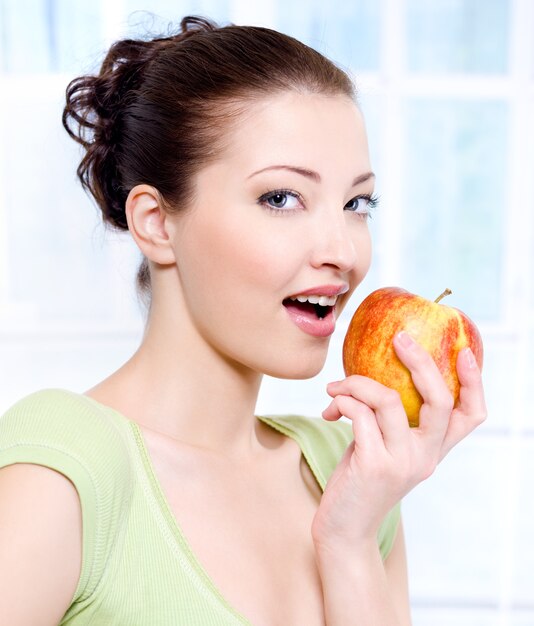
[289,294,337,306]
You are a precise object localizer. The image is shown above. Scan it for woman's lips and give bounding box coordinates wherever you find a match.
[283,300,336,338]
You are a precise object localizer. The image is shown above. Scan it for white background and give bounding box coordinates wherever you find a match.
[1,1,533,624]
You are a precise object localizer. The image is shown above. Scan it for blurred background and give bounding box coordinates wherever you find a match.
[0,0,532,624]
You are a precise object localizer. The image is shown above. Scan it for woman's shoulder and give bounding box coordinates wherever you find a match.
[1,387,131,447]
[0,387,134,497]
[0,388,135,604]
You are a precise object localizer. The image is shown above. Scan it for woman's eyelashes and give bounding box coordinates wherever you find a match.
[258,189,303,214]
[257,188,379,218]
[344,193,380,217]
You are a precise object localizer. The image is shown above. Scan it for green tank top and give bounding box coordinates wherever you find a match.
[0,388,400,625]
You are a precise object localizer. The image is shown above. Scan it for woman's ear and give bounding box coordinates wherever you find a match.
[125,184,176,265]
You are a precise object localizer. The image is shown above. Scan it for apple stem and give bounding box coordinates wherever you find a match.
[435,288,452,304]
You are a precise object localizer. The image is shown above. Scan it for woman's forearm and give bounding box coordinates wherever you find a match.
[315,541,401,626]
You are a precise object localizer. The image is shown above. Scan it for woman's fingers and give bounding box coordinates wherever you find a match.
[326,377,410,456]
[455,347,487,421]
[392,331,454,447]
[440,348,487,457]
[323,394,385,455]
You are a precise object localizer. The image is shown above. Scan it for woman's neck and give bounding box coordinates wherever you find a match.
[85,292,268,460]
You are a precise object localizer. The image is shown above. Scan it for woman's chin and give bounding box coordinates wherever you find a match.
[263,355,327,381]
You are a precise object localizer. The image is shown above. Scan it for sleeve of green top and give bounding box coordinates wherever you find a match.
[263,414,402,561]
[0,388,133,604]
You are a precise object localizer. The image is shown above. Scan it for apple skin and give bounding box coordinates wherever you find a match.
[342,287,484,427]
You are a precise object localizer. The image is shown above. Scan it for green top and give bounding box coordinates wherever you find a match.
[0,388,401,625]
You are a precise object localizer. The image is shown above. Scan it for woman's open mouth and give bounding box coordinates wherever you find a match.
[282,294,337,337]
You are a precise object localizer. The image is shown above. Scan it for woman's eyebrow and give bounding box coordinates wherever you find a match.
[247,165,375,187]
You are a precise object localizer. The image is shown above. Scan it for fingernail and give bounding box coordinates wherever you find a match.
[327,380,341,389]
[396,331,415,349]
[464,347,476,369]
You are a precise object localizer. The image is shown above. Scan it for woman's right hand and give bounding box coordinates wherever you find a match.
[311,331,487,555]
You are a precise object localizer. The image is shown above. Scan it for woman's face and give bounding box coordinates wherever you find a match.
[167,91,374,379]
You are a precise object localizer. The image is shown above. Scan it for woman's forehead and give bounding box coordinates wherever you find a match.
[215,92,370,178]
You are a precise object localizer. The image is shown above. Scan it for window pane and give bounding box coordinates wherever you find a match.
[1,0,103,73]
[401,98,508,323]
[479,340,518,432]
[1,92,141,324]
[511,613,534,626]
[512,441,534,605]
[406,0,509,74]
[1,338,141,409]
[276,0,381,72]
[403,438,504,602]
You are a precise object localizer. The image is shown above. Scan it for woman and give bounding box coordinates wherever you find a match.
[0,15,486,625]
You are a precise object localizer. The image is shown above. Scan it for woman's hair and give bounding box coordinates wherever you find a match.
[62,15,356,304]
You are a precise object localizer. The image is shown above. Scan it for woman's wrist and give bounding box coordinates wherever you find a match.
[313,537,400,626]
[313,533,381,572]
[311,515,381,565]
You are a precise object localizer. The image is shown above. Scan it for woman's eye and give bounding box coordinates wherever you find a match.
[259,190,302,212]
[268,193,290,208]
[344,194,378,216]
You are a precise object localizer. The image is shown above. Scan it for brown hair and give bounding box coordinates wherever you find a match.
[62,15,356,303]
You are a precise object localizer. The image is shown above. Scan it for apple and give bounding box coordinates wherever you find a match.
[342,287,484,427]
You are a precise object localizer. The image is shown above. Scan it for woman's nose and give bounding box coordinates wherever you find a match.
[308,212,358,272]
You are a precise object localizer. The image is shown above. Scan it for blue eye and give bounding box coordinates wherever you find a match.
[258,189,303,214]
[268,193,292,208]
[344,194,379,216]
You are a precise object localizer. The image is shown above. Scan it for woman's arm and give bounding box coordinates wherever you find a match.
[315,539,399,625]
[312,334,486,625]
[315,519,411,626]
[0,463,82,625]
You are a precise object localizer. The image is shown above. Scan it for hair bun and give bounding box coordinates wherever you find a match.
[62,38,160,230]
[62,15,221,230]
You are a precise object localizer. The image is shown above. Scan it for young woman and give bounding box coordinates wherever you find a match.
[0,15,486,625]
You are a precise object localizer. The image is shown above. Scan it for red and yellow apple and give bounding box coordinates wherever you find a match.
[342,287,484,427]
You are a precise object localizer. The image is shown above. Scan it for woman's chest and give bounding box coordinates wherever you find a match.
[146,434,326,626]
